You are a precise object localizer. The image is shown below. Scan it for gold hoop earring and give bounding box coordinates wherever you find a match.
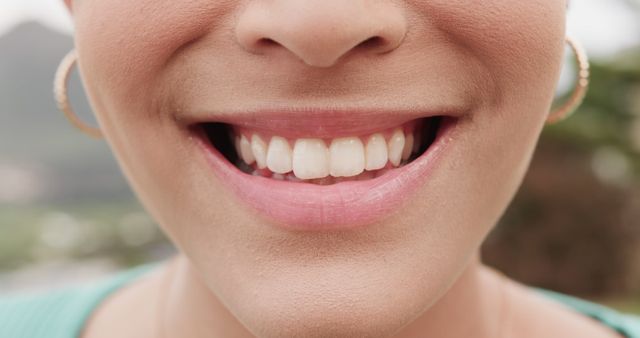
[547,36,590,124]
[54,49,103,139]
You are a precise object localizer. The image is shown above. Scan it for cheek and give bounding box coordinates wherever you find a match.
[74,0,233,70]
[70,0,240,223]
[72,0,237,124]
[400,0,568,244]
[414,0,566,105]
[422,0,567,58]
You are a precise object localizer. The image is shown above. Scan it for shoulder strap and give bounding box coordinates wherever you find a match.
[535,287,640,338]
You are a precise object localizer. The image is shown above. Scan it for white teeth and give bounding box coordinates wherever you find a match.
[402,133,414,161]
[329,137,365,177]
[365,133,388,171]
[251,134,268,169]
[266,136,293,174]
[236,125,420,180]
[387,128,405,166]
[292,139,330,179]
[239,135,255,165]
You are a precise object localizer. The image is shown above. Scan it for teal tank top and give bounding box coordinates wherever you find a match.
[1,263,639,338]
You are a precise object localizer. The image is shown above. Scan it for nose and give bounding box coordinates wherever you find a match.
[235,0,407,67]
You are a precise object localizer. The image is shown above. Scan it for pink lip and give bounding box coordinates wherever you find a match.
[179,106,464,139]
[191,114,459,231]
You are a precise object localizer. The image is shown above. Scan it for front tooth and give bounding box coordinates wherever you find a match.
[266,136,292,174]
[292,138,330,180]
[402,133,414,161]
[365,133,388,170]
[239,135,255,165]
[387,128,405,166]
[329,137,365,177]
[251,134,268,169]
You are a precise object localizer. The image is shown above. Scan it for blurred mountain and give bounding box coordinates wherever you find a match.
[0,22,132,204]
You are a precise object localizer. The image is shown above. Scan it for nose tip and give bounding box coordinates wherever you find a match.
[235,1,407,67]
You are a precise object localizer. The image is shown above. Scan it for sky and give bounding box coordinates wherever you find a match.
[0,0,639,60]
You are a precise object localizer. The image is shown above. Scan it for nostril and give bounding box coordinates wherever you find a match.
[257,38,280,47]
[235,1,407,66]
[354,36,386,51]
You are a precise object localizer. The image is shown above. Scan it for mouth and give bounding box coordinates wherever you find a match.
[200,116,441,184]
[188,109,460,231]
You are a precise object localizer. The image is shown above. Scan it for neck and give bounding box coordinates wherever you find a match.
[163,253,506,338]
[394,254,507,337]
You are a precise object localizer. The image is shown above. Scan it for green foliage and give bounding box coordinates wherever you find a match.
[0,200,171,271]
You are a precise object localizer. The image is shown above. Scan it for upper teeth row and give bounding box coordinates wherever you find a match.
[234,128,420,180]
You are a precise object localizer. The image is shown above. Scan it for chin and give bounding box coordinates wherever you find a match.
[228,268,446,338]
[185,209,477,338]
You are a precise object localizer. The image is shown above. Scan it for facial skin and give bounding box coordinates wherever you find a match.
[65,0,569,337]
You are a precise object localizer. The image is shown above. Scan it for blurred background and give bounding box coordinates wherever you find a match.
[1,0,640,313]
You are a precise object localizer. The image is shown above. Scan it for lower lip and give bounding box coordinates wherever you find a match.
[193,118,459,231]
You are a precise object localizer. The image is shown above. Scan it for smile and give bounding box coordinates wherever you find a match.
[188,108,462,231]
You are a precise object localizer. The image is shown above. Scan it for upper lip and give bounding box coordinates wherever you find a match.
[179,106,466,138]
